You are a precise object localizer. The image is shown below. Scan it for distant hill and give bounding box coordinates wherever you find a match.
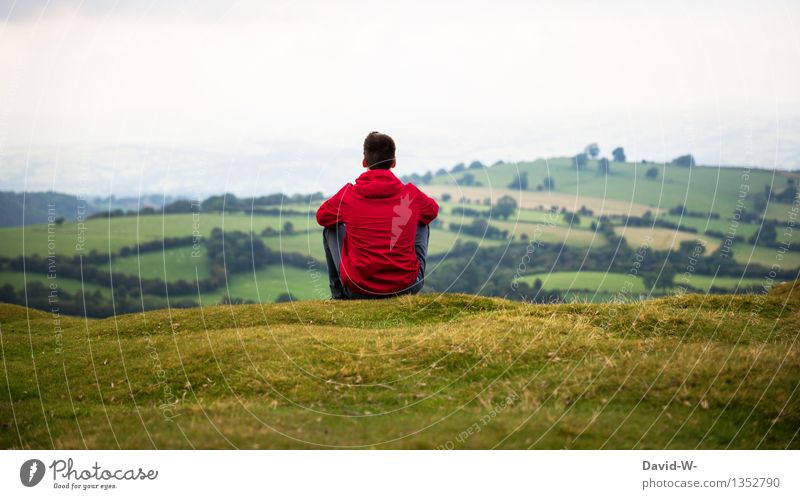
[0,191,177,227]
[0,191,98,228]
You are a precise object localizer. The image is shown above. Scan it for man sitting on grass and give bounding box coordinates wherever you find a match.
[316,131,439,299]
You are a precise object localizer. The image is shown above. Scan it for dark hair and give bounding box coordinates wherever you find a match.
[363,131,396,170]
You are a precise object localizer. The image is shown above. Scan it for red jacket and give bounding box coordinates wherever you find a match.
[316,169,439,295]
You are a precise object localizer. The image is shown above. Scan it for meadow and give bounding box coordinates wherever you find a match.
[1,281,798,449]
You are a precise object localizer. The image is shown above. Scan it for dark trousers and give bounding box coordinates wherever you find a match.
[322,223,430,299]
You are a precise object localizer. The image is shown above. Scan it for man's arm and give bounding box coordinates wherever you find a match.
[416,188,439,225]
[316,185,350,227]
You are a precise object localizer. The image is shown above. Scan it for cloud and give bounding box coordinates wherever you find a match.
[1,0,799,195]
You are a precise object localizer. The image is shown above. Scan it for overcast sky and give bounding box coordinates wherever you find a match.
[1,0,799,196]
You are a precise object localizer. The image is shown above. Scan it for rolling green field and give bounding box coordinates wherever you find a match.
[199,265,324,303]
[613,226,721,252]
[434,158,799,218]
[519,271,766,296]
[111,246,211,281]
[2,282,798,449]
[1,159,798,313]
[0,212,316,258]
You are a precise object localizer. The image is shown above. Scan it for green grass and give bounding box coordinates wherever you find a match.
[433,159,799,218]
[732,243,800,269]
[199,265,325,304]
[109,246,210,281]
[1,283,798,449]
[661,214,761,239]
[0,213,317,258]
[520,271,647,294]
[519,271,766,296]
[763,199,800,222]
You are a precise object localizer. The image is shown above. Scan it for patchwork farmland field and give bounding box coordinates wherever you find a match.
[1,158,798,317]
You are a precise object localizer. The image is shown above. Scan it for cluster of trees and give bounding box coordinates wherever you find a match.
[426,227,793,303]
[449,219,509,240]
[400,171,434,185]
[88,192,329,219]
[0,282,199,318]
[451,207,491,218]
[668,205,721,219]
[449,195,517,220]
[402,161,486,185]
[261,221,300,237]
[206,228,313,275]
[508,172,557,191]
[746,219,792,248]
[753,181,799,214]
[508,172,528,190]
[246,207,314,217]
[424,242,561,303]
[571,144,626,174]
[456,173,482,187]
[117,236,197,257]
[671,154,696,167]
[199,192,325,212]
[615,213,699,233]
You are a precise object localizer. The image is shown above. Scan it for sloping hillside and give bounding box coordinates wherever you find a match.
[1,284,798,449]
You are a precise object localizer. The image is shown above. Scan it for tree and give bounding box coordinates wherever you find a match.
[441,193,452,202]
[283,221,294,234]
[458,173,476,186]
[275,293,296,303]
[645,167,659,179]
[435,168,447,176]
[671,154,696,167]
[494,195,517,220]
[759,224,778,245]
[643,269,675,292]
[54,217,65,226]
[584,143,600,159]
[508,171,528,190]
[612,147,626,163]
[679,239,706,256]
[658,267,676,291]
[563,212,581,226]
[451,163,466,173]
[468,161,484,170]
[597,158,610,175]
[543,176,555,190]
[572,153,588,169]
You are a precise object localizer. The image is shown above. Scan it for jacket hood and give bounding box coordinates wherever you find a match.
[354,169,405,199]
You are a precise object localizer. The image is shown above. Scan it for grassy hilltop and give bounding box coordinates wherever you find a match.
[2,281,798,449]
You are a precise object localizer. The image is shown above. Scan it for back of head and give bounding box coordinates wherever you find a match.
[363,131,396,170]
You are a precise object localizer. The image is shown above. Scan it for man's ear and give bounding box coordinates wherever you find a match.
[390,160,396,169]
[362,158,368,169]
